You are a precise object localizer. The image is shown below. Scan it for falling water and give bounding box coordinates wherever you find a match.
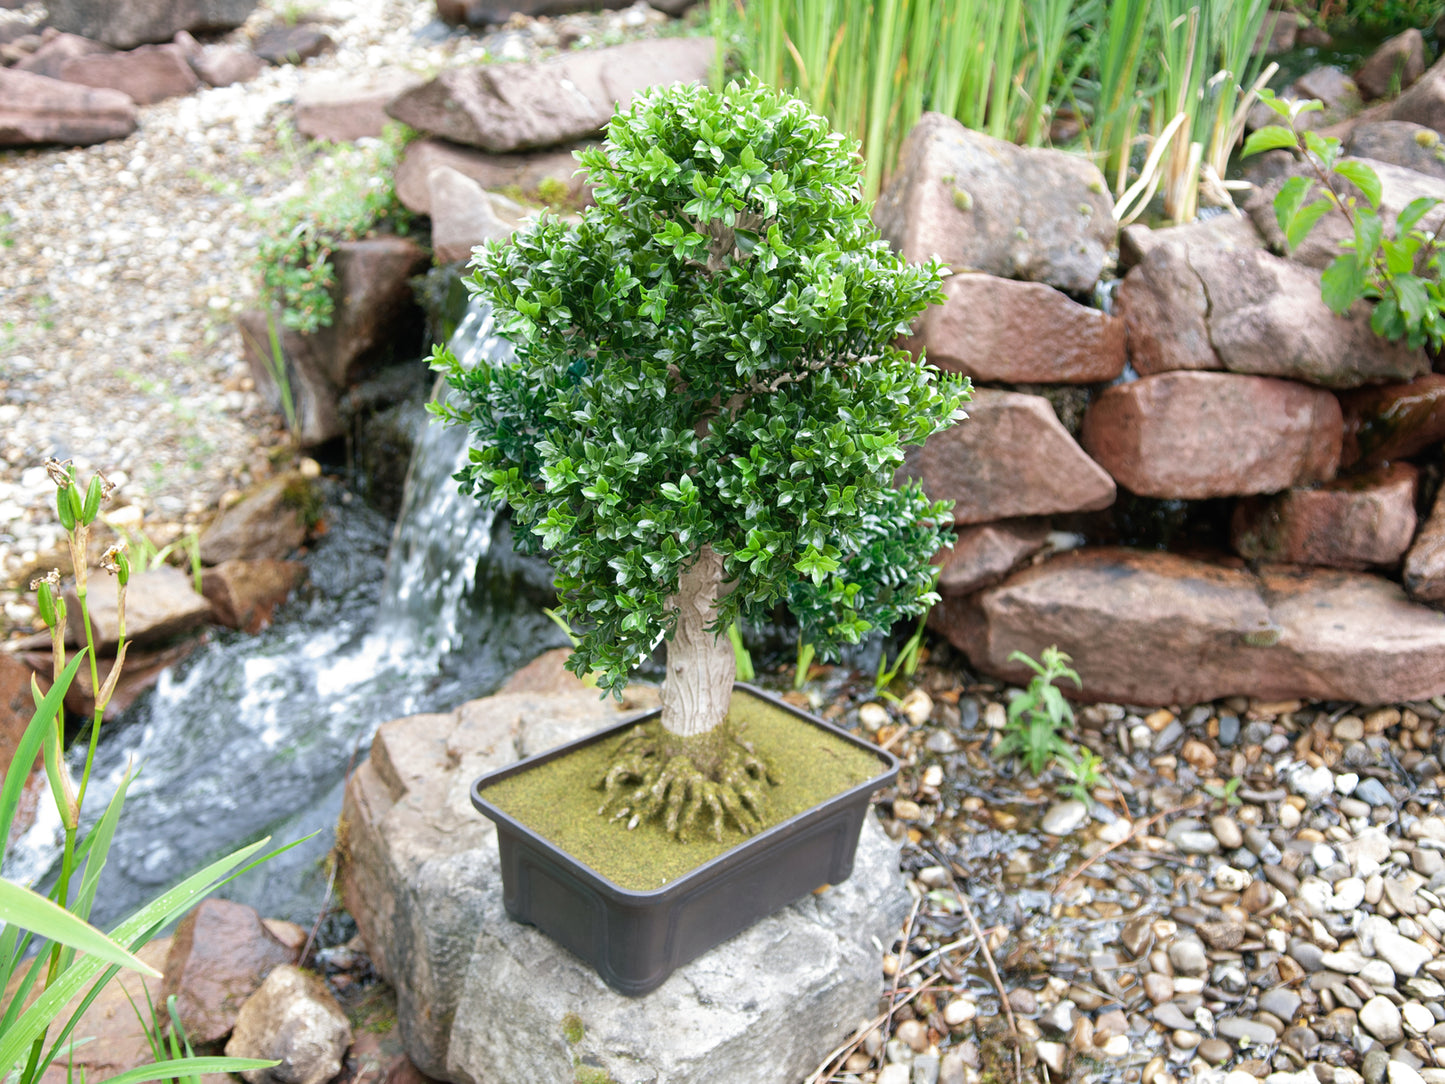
[7,300,568,926]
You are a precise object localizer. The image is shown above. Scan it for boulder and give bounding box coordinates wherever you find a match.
[201,558,306,633]
[394,137,592,215]
[874,112,1114,294]
[1356,28,1428,101]
[225,965,351,1084]
[42,0,259,48]
[1393,53,1445,134]
[387,36,715,153]
[13,31,112,80]
[1080,371,1342,500]
[251,23,335,66]
[66,565,210,652]
[903,273,1124,384]
[427,167,532,265]
[340,682,904,1083]
[896,388,1116,524]
[198,471,317,566]
[1255,13,1297,55]
[1231,462,1419,569]
[237,236,430,446]
[0,68,137,147]
[937,546,1445,705]
[57,42,200,105]
[934,520,1050,597]
[1246,66,1361,133]
[437,0,635,25]
[293,69,424,143]
[1405,486,1445,603]
[1117,212,1263,275]
[1248,156,1445,275]
[0,652,43,780]
[188,42,263,87]
[1117,241,1428,388]
[161,898,300,1045]
[1343,121,1445,182]
[1340,373,1445,466]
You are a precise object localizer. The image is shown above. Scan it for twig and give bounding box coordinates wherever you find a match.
[956,891,1016,1042]
[803,972,941,1084]
[882,896,923,1035]
[1052,796,1203,896]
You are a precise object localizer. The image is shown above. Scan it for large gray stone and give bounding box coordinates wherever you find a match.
[874,112,1114,293]
[43,0,259,48]
[340,671,906,1083]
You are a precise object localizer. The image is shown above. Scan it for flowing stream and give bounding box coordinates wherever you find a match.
[8,301,569,926]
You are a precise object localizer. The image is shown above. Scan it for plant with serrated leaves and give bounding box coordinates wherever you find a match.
[995,646,1083,778]
[431,79,968,842]
[1243,90,1445,352]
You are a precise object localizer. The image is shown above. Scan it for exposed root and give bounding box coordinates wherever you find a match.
[595,724,779,841]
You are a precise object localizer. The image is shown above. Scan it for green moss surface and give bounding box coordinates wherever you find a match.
[481,688,883,891]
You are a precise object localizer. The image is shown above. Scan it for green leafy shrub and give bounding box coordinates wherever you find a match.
[256,123,415,334]
[1244,91,1445,351]
[432,79,968,839]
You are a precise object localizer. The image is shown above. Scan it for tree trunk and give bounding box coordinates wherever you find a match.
[659,544,735,743]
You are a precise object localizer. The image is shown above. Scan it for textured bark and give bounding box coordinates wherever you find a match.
[660,545,735,741]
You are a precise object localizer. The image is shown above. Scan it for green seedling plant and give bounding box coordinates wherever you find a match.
[0,460,284,1082]
[1243,90,1445,351]
[994,646,1083,777]
[432,79,967,843]
[1204,775,1243,807]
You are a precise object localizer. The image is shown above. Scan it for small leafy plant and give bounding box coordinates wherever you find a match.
[1243,90,1445,351]
[994,646,1084,778]
[432,79,968,842]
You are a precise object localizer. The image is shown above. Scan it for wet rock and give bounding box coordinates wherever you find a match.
[427,167,532,265]
[42,0,259,48]
[1242,879,1274,913]
[389,37,714,152]
[1340,374,1445,467]
[225,964,351,1084]
[393,137,592,216]
[1168,936,1208,977]
[0,653,41,779]
[251,23,335,65]
[903,273,1124,383]
[1260,987,1303,1022]
[341,686,906,1080]
[934,520,1050,597]
[0,67,138,147]
[1405,484,1445,604]
[1357,29,1429,101]
[1080,371,1342,499]
[198,471,317,566]
[896,388,1115,524]
[1218,1016,1279,1045]
[161,898,299,1045]
[1198,1038,1233,1065]
[1231,463,1418,570]
[293,68,424,143]
[874,112,1115,294]
[938,547,1445,705]
[1117,241,1427,388]
[1344,122,1445,182]
[200,558,306,634]
[1197,921,1244,950]
[56,42,199,105]
[1039,799,1088,837]
[1361,995,1405,1043]
[1153,1002,1194,1030]
[1372,924,1433,978]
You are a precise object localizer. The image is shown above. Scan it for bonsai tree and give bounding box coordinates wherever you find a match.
[430,78,969,841]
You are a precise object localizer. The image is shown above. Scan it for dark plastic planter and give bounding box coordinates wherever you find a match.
[470,682,899,996]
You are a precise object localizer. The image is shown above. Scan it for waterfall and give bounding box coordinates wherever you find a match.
[6,299,568,925]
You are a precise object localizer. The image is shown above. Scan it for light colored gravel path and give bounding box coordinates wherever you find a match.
[0,0,676,632]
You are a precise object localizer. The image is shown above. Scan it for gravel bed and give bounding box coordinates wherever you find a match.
[0,0,680,633]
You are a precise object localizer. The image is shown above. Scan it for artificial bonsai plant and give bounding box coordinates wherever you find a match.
[430,77,968,843]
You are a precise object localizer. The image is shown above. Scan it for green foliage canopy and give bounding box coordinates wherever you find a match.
[431,79,969,697]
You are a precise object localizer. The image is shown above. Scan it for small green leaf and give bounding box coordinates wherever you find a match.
[1398,196,1439,234]
[1285,198,1334,251]
[1242,125,1299,158]
[1334,160,1383,208]
[1321,255,1368,314]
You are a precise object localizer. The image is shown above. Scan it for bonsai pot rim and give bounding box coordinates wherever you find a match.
[470,681,899,994]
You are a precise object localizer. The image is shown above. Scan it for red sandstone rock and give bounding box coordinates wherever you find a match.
[1117,213,1262,274]
[293,69,423,143]
[58,43,199,105]
[189,43,263,87]
[252,23,335,65]
[937,546,1445,705]
[904,273,1124,384]
[393,137,591,215]
[933,520,1051,596]
[42,0,259,49]
[1340,373,1445,466]
[1405,486,1445,604]
[897,388,1116,524]
[0,68,137,147]
[14,31,112,79]
[1080,371,1342,499]
[199,471,316,566]
[201,558,306,633]
[427,167,530,264]
[0,652,44,780]
[64,565,209,652]
[873,112,1114,294]
[161,898,300,1045]
[1356,28,1428,101]
[1231,462,1419,569]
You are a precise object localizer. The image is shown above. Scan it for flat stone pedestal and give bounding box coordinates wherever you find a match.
[340,658,907,1084]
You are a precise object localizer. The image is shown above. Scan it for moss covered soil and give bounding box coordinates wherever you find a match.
[480,687,885,892]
